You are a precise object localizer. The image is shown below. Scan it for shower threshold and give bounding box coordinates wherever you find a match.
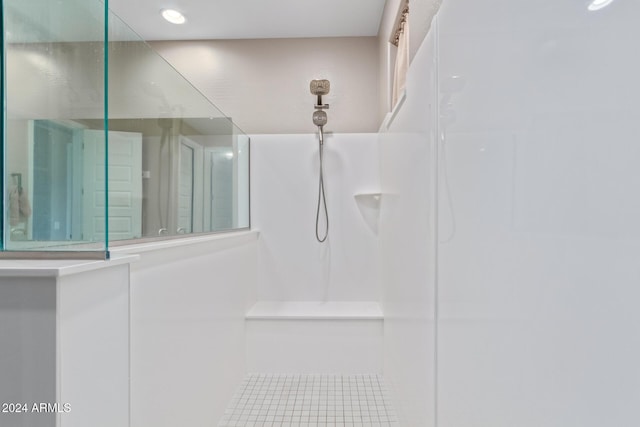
[218,373,399,427]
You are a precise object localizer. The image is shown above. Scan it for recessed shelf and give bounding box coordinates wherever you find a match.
[354,193,382,235]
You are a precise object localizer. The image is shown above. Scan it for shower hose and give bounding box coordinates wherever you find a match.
[316,132,329,243]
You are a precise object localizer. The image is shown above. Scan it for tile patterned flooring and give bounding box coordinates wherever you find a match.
[218,373,400,427]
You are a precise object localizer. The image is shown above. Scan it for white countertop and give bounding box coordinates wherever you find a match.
[0,254,139,277]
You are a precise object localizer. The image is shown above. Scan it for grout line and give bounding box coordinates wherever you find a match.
[219,373,399,426]
[341,374,346,425]
[294,373,303,424]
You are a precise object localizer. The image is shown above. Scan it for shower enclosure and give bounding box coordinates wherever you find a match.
[4,0,640,426]
[1,0,250,259]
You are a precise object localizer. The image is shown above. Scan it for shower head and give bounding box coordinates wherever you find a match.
[313,110,328,127]
[310,79,330,96]
[311,79,331,111]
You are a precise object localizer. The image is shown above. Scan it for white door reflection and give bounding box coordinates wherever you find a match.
[177,142,194,234]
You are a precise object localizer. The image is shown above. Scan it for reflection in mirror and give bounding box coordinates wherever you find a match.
[98,116,250,241]
[8,117,249,248]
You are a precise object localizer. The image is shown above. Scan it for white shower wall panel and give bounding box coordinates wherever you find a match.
[378,24,438,427]
[436,1,640,426]
[250,133,381,301]
[124,233,258,427]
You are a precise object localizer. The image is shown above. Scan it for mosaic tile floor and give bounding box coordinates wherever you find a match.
[218,373,400,427]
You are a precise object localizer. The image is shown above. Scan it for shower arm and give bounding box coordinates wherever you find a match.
[315,95,330,110]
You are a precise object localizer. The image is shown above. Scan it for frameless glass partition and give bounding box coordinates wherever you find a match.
[2,0,250,257]
[104,12,249,243]
[2,0,108,255]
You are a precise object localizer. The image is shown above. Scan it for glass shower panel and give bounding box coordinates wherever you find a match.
[2,0,251,254]
[104,11,250,241]
[3,0,108,254]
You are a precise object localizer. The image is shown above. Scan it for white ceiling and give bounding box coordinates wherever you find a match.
[108,0,387,41]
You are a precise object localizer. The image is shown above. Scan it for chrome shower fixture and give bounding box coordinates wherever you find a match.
[310,79,330,95]
[312,110,328,128]
[310,79,330,109]
[310,79,330,242]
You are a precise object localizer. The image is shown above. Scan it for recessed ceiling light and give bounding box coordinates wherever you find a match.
[161,9,186,24]
[588,0,614,11]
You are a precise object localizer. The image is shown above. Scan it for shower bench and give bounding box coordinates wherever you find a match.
[245,301,383,374]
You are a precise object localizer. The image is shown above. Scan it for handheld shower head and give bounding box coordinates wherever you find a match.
[312,110,328,127]
[310,79,330,96]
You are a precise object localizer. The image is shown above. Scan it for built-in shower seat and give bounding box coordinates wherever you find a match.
[245,301,383,374]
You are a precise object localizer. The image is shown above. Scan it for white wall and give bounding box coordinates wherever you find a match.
[382,1,640,425]
[0,260,132,427]
[251,133,380,301]
[150,38,380,134]
[121,233,258,427]
[435,0,640,426]
[378,23,438,427]
[0,277,56,427]
[58,265,130,427]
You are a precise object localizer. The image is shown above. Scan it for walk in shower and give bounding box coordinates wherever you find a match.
[3,0,640,427]
[1,0,249,258]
